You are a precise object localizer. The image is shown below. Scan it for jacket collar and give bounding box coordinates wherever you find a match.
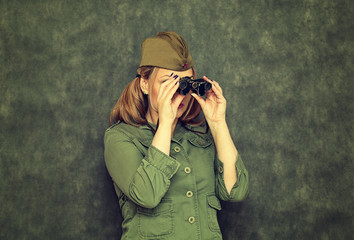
[138,121,186,143]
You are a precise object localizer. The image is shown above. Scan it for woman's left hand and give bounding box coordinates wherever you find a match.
[191,76,227,125]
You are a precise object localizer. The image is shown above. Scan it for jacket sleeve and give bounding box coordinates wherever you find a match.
[104,128,180,208]
[215,153,249,202]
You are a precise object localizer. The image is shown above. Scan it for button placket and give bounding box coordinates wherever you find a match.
[188,216,196,224]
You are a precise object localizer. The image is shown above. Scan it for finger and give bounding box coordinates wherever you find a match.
[172,92,185,107]
[203,75,213,83]
[159,73,178,87]
[205,79,224,99]
[202,76,222,93]
[160,77,177,90]
[165,79,181,100]
[158,80,179,105]
[164,74,179,88]
[203,76,219,87]
[205,89,216,100]
[203,76,217,86]
[213,83,222,95]
[191,93,205,107]
[159,78,179,100]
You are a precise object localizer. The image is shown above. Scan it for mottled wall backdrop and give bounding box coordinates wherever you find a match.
[0,0,353,239]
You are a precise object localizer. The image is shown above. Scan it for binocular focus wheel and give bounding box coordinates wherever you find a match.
[191,82,198,89]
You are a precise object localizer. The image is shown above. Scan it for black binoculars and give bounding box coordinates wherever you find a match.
[177,77,212,96]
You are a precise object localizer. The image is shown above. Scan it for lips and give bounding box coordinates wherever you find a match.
[178,103,184,109]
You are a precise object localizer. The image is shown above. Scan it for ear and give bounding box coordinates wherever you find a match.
[140,77,149,95]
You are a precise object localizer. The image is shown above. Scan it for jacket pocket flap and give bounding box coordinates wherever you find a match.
[137,199,172,215]
[188,136,212,148]
[207,195,221,210]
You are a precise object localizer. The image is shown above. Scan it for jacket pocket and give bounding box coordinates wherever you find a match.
[207,195,222,232]
[137,198,173,239]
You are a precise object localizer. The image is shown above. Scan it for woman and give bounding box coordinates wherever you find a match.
[104,31,249,240]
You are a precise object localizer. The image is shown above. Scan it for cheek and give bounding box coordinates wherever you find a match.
[183,94,192,104]
[151,85,159,106]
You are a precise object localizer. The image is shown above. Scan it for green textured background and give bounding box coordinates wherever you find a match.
[1,0,353,239]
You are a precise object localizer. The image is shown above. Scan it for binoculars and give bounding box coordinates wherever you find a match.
[177,77,212,96]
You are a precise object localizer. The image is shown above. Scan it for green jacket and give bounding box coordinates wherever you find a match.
[104,121,249,240]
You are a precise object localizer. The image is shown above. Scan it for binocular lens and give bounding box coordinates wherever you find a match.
[204,82,212,90]
[179,81,188,90]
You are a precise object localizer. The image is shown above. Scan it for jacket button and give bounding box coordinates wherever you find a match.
[184,167,191,174]
[188,216,195,224]
[174,146,181,152]
[186,191,193,198]
[218,166,224,174]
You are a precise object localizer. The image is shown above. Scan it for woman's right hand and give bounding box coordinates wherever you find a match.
[151,74,184,155]
[156,75,185,127]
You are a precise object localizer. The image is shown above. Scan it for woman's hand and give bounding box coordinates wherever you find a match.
[191,76,227,125]
[156,75,185,127]
[151,74,184,155]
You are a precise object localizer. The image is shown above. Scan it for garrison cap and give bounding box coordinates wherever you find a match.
[139,31,194,71]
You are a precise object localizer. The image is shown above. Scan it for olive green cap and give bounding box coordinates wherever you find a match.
[139,31,194,71]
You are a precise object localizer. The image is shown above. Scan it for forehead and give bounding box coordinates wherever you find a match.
[155,68,193,79]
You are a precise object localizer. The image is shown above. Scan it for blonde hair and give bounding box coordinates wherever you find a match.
[109,66,203,127]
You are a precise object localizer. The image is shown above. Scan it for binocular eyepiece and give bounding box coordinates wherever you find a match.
[177,77,212,96]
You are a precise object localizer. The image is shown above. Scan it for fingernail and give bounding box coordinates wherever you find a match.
[170,73,174,77]
[175,81,179,85]
[173,75,179,79]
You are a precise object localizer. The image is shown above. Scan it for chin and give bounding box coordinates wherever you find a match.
[178,106,190,118]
